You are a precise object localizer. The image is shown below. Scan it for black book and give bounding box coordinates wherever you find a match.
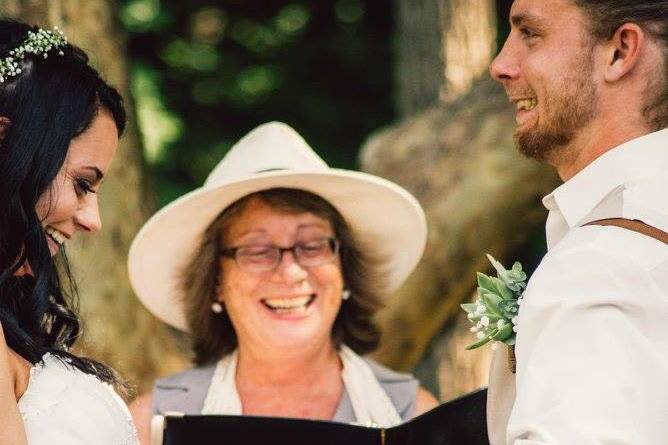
[157,388,489,445]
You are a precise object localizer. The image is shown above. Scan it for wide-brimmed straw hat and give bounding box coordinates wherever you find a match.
[128,122,426,331]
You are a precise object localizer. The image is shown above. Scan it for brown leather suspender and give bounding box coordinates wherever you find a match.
[503,219,667,375]
[584,218,668,244]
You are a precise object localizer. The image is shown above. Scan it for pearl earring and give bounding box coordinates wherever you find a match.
[211,301,224,314]
[342,289,351,300]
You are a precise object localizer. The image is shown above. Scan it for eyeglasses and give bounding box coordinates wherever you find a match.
[219,237,340,272]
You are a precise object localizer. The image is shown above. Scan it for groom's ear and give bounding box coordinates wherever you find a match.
[0,116,11,142]
[603,23,644,83]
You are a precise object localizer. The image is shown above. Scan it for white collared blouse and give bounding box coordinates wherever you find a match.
[488,128,668,445]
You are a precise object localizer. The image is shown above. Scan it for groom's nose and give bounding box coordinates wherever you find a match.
[490,39,520,83]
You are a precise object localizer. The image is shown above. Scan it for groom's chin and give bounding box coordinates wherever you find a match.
[514,126,571,163]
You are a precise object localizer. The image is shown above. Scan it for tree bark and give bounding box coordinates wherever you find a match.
[394,0,444,118]
[365,0,559,400]
[439,0,497,101]
[3,0,186,394]
[395,0,497,117]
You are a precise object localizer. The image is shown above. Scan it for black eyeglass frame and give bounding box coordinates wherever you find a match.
[218,237,340,271]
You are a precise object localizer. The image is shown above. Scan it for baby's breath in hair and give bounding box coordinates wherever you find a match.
[0,26,67,82]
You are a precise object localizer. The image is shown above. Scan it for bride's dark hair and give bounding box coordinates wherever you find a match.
[0,19,127,389]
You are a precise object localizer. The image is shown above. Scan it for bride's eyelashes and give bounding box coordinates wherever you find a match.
[74,177,96,196]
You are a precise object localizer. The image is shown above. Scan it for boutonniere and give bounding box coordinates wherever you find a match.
[461,254,527,373]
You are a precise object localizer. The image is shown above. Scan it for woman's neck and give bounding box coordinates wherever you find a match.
[235,340,341,388]
[234,341,344,419]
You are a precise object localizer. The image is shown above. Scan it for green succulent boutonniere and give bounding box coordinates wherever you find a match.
[461,255,527,371]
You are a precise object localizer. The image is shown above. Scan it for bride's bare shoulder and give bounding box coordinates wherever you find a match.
[0,321,29,445]
[0,323,31,398]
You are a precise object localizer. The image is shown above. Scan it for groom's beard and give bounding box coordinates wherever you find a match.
[516,55,598,163]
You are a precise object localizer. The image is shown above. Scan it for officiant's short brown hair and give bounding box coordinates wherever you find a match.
[181,188,387,366]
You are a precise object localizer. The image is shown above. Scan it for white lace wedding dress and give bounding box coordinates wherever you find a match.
[17,353,138,445]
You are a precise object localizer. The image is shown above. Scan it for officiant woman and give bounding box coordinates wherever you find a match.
[128,122,438,443]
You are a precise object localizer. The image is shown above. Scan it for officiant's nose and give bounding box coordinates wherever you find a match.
[274,250,309,284]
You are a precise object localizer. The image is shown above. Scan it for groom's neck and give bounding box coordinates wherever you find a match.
[550,114,653,181]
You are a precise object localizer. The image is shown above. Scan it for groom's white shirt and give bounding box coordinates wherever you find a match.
[487,128,668,445]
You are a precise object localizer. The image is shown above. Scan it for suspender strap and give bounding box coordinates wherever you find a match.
[585,218,668,244]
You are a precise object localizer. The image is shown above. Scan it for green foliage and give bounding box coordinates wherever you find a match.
[461,256,526,350]
[161,39,221,72]
[121,0,393,208]
[121,0,171,32]
[131,63,184,164]
[335,0,365,24]
[274,4,310,34]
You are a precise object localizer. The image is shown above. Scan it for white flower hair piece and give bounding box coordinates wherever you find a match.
[0,26,68,83]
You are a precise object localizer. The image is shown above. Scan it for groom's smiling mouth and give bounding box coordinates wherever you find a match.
[510,97,538,125]
[515,98,537,111]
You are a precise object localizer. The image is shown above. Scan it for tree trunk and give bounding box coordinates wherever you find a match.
[439,0,497,101]
[394,0,444,118]
[3,0,186,394]
[364,0,559,400]
[395,0,497,117]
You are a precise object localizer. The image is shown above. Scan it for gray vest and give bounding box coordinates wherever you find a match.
[153,358,418,423]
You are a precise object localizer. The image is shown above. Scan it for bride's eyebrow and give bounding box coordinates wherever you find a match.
[79,166,104,183]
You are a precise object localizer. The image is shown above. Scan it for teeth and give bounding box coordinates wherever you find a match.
[516,98,537,111]
[263,296,312,310]
[273,305,309,315]
[45,227,66,245]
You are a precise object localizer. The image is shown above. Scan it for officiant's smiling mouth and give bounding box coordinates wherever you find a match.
[261,294,317,317]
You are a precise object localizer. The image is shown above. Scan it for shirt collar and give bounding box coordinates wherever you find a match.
[542,128,668,228]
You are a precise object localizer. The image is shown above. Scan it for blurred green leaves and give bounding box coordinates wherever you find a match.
[191,7,228,44]
[121,0,170,31]
[230,4,310,55]
[190,65,283,107]
[131,64,183,164]
[235,65,283,102]
[161,39,220,73]
[335,0,365,25]
[274,4,310,34]
[122,0,393,208]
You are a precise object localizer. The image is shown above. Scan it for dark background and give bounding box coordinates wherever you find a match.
[121,0,513,207]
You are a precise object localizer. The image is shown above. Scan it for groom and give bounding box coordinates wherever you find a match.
[486,0,667,444]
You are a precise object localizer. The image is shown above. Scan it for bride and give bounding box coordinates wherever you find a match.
[0,20,137,444]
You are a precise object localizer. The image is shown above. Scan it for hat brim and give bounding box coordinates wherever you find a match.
[128,170,426,331]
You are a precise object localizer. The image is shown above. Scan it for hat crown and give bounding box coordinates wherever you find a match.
[205,122,329,186]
